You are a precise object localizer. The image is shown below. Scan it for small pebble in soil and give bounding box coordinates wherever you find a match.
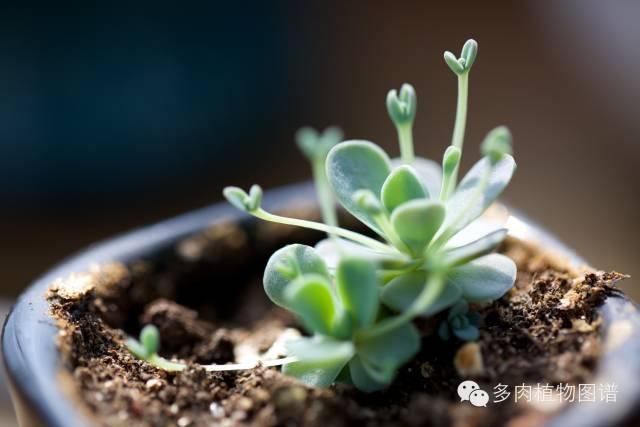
[145,378,165,391]
[209,402,225,418]
[454,342,485,376]
[236,397,253,412]
[177,416,191,427]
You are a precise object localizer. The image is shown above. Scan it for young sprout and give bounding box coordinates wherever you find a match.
[125,325,185,371]
[387,84,417,164]
[438,300,481,341]
[441,39,478,199]
[126,324,296,372]
[219,38,517,391]
[295,126,344,228]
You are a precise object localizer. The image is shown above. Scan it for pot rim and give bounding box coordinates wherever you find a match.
[2,182,638,427]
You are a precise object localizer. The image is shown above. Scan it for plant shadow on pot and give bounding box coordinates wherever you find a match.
[3,182,640,427]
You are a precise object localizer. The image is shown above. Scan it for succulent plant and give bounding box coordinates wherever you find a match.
[437,300,482,341]
[266,250,419,390]
[222,39,517,390]
[128,38,518,393]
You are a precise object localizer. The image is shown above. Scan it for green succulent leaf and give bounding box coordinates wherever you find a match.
[481,126,512,165]
[263,244,330,308]
[448,300,469,319]
[140,324,160,355]
[336,258,379,329]
[223,186,250,211]
[447,253,516,302]
[283,360,349,388]
[283,336,354,387]
[386,83,417,126]
[461,39,478,70]
[381,165,428,213]
[438,154,516,242]
[359,320,419,368]
[442,229,507,267]
[223,185,263,212]
[326,140,391,235]
[381,271,461,316]
[284,274,338,335]
[390,157,442,198]
[125,338,149,360]
[453,324,480,341]
[286,336,355,365]
[348,356,389,392]
[444,51,464,74]
[391,199,445,255]
[296,126,344,160]
[314,238,408,273]
[442,146,462,178]
[354,189,384,216]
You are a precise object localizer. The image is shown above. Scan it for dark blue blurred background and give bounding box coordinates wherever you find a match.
[0,3,292,206]
[1,0,639,301]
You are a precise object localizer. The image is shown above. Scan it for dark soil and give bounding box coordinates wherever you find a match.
[47,213,626,427]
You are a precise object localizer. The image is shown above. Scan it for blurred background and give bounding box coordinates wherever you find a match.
[0,1,638,424]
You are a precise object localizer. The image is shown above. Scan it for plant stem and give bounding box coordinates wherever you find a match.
[447,72,469,191]
[432,163,492,251]
[311,157,338,229]
[372,212,411,255]
[357,273,445,340]
[398,123,415,164]
[146,354,297,372]
[252,208,395,253]
[148,354,186,372]
[203,356,298,371]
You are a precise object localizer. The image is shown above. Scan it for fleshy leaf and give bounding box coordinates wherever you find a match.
[381,271,461,316]
[445,217,505,248]
[296,126,344,160]
[442,229,507,267]
[140,325,160,355]
[380,165,428,213]
[283,362,346,388]
[314,238,407,272]
[348,356,388,392]
[391,157,442,199]
[283,274,337,335]
[438,155,515,241]
[448,300,469,319]
[359,320,419,368]
[335,258,379,328]
[125,338,149,359]
[447,253,516,302]
[263,244,330,308]
[453,324,480,341]
[223,185,262,212]
[286,336,355,365]
[391,199,445,255]
[326,140,391,235]
[223,186,250,211]
[460,39,478,70]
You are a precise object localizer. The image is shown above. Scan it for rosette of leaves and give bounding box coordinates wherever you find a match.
[437,300,482,341]
[264,247,419,391]
[224,39,518,390]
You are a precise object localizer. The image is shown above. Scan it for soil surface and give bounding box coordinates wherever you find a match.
[47,215,627,427]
